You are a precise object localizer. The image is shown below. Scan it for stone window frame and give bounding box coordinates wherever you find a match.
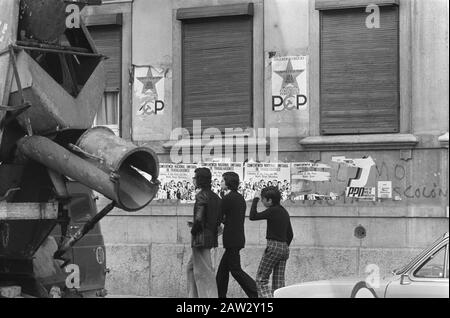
[172,0,264,134]
[82,0,133,140]
[301,0,417,151]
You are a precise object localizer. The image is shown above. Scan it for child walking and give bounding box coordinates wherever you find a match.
[249,186,293,298]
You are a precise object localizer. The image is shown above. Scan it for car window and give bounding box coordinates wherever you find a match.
[414,246,446,279]
[446,244,449,279]
[393,235,444,275]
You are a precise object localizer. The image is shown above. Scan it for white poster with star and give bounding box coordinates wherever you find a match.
[133,65,165,116]
[271,56,308,112]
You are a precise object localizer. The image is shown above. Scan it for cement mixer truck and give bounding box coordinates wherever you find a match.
[0,0,160,298]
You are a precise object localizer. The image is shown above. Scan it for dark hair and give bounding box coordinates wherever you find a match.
[261,186,281,206]
[222,172,240,191]
[194,167,212,189]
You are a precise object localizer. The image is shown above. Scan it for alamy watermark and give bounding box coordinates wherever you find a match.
[366,4,381,29]
[169,120,279,164]
[65,1,83,29]
[365,264,381,289]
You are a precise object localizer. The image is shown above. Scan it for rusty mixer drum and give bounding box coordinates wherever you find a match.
[18,0,67,43]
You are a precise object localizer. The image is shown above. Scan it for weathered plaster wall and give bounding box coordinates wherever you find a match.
[100,0,449,297]
[264,0,310,137]
[411,0,449,135]
[131,0,174,141]
[100,148,448,297]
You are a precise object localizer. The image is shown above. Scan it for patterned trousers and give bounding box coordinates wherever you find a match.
[255,240,290,298]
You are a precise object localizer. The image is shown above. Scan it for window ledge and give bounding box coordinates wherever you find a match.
[438,132,449,148]
[176,3,254,20]
[163,137,268,150]
[299,134,418,151]
[315,0,399,10]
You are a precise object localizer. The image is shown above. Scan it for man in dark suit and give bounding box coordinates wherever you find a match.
[216,172,257,298]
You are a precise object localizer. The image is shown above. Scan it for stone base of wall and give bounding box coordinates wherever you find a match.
[104,244,423,297]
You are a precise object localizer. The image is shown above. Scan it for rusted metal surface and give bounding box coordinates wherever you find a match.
[17,0,102,43]
[76,127,160,177]
[0,0,20,144]
[17,135,118,203]
[16,40,91,53]
[13,44,107,58]
[0,219,57,259]
[0,164,23,201]
[9,50,105,134]
[54,201,115,260]
[18,0,68,43]
[8,45,33,136]
[17,134,160,211]
[0,202,58,220]
[0,188,21,202]
[1,0,160,296]
[0,201,58,258]
[47,169,69,198]
[76,127,160,211]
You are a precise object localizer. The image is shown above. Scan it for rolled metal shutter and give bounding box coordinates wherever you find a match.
[320,5,400,135]
[181,15,253,132]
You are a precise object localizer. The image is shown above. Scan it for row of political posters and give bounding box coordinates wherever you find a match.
[155,162,334,203]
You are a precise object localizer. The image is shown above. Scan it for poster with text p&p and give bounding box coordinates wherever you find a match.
[271,56,308,112]
[133,65,165,116]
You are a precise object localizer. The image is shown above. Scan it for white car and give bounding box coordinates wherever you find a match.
[274,232,449,298]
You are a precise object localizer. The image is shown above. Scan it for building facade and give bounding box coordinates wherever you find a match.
[83,0,449,297]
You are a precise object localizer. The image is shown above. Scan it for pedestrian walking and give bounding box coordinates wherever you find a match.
[216,172,258,298]
[186,167,222,298]
[250,186,294,298]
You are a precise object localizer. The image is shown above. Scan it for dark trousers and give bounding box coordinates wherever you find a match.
[216,248,258,298]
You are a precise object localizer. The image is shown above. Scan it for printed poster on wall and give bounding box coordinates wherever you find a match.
[243,163,291,201]
[133,65,165,116]
[198,162,244,196]
[156,163,197,202]
[377,181,392,199]
[290,162,338,201]
[271,56,308,112]
[157,162,245,202]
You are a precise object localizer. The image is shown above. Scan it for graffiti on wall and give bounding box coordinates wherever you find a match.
[372,162,448,200]
[290,154,448,206]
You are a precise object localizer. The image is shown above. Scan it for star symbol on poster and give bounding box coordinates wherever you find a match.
[274,58,304,91]
[137,68,163,95]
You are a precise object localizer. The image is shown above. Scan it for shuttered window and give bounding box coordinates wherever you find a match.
[319,5,399,135]
[181,13,253,132]
[88,25,122,91]
[87,21,122,133]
